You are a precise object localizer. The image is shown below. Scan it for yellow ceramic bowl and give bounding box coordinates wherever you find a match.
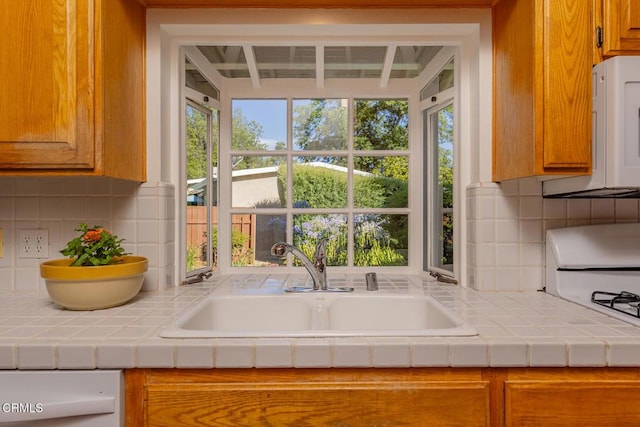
[40,256,148,310]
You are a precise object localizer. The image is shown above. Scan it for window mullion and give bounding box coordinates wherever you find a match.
[217,95,233,273]
[347,97,355,267]
[286,97,294,267]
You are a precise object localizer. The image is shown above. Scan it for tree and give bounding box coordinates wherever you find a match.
[292,99,348,160]
[232,108,284,170]
[291,99,409,181]
[354,100,409,180]
[437,105,454,267]
[187,106,284,179]
[232,108,266,151]
[354,99,408,151]
[186,106,209,180]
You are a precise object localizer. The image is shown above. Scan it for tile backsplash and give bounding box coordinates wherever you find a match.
[467,177,640,291]
[0,177,175,293]
[1,176,638,293]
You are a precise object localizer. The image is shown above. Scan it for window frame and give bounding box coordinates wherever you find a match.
[226,97,412,270]
[221,75,422,275]
[424,100,455,277]
[419,49,459,279]
[190,59,458,276]
[181,47,223,280]
[156,14,493,284]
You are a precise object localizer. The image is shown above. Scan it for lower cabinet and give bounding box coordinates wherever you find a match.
[126,368,492,426]
[125,367,640,427]
[503,368,640,427]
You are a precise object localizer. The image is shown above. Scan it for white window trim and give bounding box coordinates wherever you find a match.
[146,8,492,285]
[418,47,457,277]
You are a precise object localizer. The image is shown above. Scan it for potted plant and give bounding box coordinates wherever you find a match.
[40,224,148,310]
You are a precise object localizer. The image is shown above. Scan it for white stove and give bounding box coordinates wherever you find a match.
[545,223,640,326]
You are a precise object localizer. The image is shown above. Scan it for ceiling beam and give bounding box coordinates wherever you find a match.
[380,45,396,88]
[183,46,225,86]
[399,46,417,78]
[225,46,242,64]
[209,62,420,71]
[242,45,261,88]
[316,45,324,89]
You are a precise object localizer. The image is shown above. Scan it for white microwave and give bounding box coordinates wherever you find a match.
[543,55,640,197]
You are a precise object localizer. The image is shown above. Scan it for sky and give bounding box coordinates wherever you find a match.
[232,99,287,146]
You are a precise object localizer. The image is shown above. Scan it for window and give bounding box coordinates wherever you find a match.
[182,55,459,276]
[178,39,464,279]
[154,12,490,284]
[421,54,455,276]
[425,103,454,274]
[226,98,410,268]
[184,55,220,277]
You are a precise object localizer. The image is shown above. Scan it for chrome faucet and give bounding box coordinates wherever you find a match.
[270,239,353,292]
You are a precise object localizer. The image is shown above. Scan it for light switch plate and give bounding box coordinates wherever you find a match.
[18,229,49,259]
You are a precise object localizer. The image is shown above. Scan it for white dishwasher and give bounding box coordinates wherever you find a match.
[0,370,123,426]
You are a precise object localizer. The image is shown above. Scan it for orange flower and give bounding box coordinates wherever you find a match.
[82,228,106,243]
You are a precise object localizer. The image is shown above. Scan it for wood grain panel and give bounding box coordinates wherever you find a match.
[143,0,494,8]
[602,0,640,55]
[493,0,591,180]
[100,0,146,181]
[127,368,490,427]
[0,0,145,180]
[126,368,640,427]
[505,380,640,426]
[146,383,490,426]
[542,0,591,169]
[140,367,486,384]
[0,0,94,169]
[492,0,536,180]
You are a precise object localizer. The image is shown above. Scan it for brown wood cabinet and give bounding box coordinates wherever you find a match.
[0,0,146,181]
[126,368,492,426]
[595,0,640,59]
[126,368,640,427]
[503,368,640,427]
[143,0,494,7]
[492,0,592,181]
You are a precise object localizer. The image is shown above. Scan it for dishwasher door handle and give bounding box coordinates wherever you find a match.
[0,396,115,423]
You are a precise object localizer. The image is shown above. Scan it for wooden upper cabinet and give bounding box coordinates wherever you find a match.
[492,0,592,181]
[143,0,493,7]
[0,0,146,181]
[596,0,640,58]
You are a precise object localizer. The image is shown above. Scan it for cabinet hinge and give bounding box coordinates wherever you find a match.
[596,26,604,48]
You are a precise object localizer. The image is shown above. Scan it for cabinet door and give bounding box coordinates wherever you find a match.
[493,0,591,180]
[146,382,490,426]
[505,380,640,426]
[127,369,491,427]
[0,0,95,170]
[601,0,640,56]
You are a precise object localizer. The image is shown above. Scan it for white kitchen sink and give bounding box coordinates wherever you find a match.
[160,293,477,338]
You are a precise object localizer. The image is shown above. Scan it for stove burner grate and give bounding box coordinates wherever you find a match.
[591,291,640,319]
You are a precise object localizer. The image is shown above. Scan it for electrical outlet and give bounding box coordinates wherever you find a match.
[18,229,49,259]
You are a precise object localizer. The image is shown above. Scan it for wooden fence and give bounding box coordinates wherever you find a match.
[186,206,255,261]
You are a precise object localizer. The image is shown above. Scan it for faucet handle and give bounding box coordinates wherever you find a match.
[366,272,378,291]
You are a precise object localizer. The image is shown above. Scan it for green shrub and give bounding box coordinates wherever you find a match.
[278,164,407,210]
[211,228,254,267]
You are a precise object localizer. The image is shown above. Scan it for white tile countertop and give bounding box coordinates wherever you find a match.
[1,273,640,369]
